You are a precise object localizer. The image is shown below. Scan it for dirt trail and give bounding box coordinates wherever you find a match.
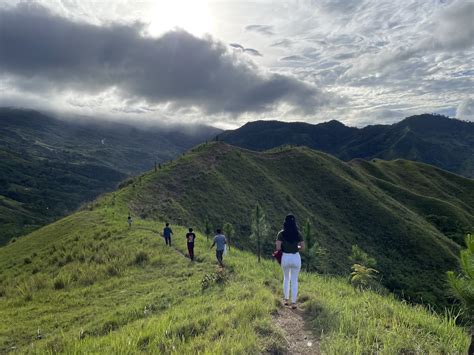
[273,305,320,355]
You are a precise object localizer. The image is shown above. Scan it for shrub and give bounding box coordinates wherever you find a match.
[106,264,121,277]
[53,277,66,290]
[201,270,229,291]
[24,257,32,264]
[101,320,119,334]
[134,251,149,266]
[16,281,33,301]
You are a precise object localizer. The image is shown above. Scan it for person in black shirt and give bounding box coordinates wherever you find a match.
[186,228,196,261]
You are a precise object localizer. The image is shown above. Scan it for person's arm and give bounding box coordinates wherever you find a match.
[275,231,282,251]
[298,241,305,251]
[276,241,282,251]
[298,232,305,251]
[170,229,173,235]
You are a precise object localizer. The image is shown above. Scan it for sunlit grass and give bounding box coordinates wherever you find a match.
[0,189,469,353]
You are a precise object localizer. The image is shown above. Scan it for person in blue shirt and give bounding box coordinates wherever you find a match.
[210,228,226,267]
[163,223,173,246]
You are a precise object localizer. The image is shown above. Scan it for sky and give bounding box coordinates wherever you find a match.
[0,0,473,128]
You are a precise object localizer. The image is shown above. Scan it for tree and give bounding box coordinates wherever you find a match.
[348,245,380,291]
[348,245,377,268]
[303,219,314,272]
[447,233,474,354]
[223,223,234,252]
[250,204,269,263]
[204,218,212,244]
[313,243,330,274]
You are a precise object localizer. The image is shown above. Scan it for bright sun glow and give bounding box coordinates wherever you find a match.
[148,0,213,36]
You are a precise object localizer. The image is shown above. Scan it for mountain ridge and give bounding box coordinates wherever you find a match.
[0,107,221,243]
[220,114,474,177]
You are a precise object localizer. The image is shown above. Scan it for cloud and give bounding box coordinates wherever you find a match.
[229,43,262,56]
[245,24,275,36]
[456,98,474,121]
[271,39,293,48]
[229,43,245,50]
[243,48,262,57]
[280,55,307,62]
[0,3,335,116]
[345,1,474,77]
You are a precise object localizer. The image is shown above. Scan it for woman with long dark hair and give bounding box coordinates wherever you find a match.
[275,214,305,309]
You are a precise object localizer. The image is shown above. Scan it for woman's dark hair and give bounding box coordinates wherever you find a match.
[283,214,299,242]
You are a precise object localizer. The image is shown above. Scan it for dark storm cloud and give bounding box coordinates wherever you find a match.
[0,3,331,115]
[244,24,275,36]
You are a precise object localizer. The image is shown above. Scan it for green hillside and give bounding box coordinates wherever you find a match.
[219,114,474,178]
[124,142,474,307]
[0,182,469,353]
[0,108,220,244]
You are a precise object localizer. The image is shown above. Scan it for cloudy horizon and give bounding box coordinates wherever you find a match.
[0,0,473,128]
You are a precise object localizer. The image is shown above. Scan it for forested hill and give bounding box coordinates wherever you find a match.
[219,114,474,178]
[0,108,220,244]
[124,142,474,307]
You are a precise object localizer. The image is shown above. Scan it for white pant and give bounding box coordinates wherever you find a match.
[281,252,301,303]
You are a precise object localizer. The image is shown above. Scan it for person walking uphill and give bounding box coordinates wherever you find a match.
[276,214,305,309]
[163,223,173,246]
[186,228,196,261]
[211,229,226,267]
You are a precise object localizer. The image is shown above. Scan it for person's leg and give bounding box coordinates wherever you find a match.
[188,243,194,260]
[290,254,302,305]
[281,254,291,303]
[216,250,223,266]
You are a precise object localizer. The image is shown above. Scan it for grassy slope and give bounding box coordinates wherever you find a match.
[125,142,474,308]
[0,183,469,353]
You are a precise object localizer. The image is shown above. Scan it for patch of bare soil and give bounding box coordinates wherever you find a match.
[273,304,320,355]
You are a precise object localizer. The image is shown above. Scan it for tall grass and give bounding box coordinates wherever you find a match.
[0,192,469,353]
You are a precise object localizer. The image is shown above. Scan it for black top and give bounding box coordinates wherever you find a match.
[186,232,196,243]
[276,230,303,253]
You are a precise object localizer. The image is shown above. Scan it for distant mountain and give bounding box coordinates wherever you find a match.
[0,108,220,243]
[127,142,474,307]
[219,114,474,178]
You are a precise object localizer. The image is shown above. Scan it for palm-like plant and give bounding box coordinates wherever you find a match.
[350,263,379,291]
[447,233,474,354]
